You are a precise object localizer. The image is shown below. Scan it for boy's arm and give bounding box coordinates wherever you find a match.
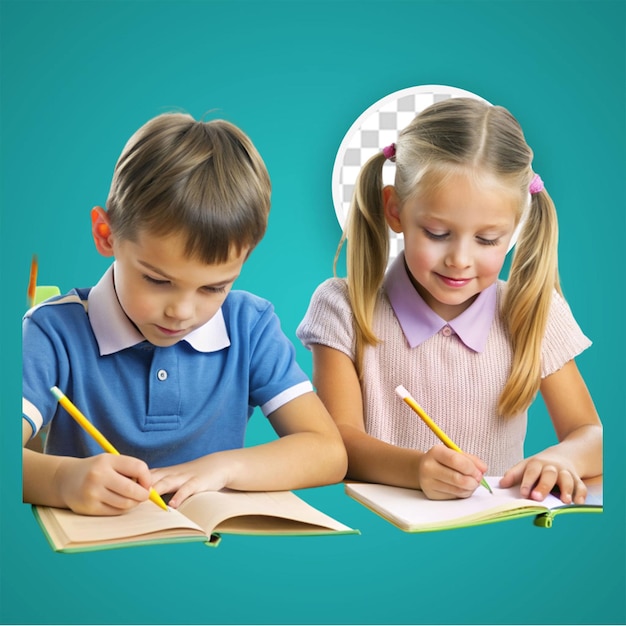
[150,391,348,509]
[22,419,153,515]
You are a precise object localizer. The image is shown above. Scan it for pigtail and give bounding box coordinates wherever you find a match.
[334,151,389,377]
[499,188,561,417]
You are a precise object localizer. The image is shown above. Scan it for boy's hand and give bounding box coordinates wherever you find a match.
[500,453,587,504]
[56,453,153,515]
[150,454,231,509]
[418,444,487,500]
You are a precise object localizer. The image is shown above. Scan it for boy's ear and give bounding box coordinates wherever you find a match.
[383,186,403,233]
[91,207,114,256]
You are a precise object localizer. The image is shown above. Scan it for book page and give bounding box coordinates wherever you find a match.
[36,501,206,548]
[177,489,354,535]
[345,478,563,531]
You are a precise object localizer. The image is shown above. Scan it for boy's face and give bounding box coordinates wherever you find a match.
[111,229,248,347]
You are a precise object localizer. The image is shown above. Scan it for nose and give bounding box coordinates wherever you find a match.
[164,295,195,322]
[444,239,471,269]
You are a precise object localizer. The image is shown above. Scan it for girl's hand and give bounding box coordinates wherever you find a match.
[56,453,153,515]
[150,454,231,509]
[500,453,587,504]
[418,444,488,500]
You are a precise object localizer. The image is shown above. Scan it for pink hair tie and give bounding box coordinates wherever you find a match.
[382,143,396,161]
[529,173,544,194]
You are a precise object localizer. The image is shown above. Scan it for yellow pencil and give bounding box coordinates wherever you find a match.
[395,385,493,494]
[50,386,169,511]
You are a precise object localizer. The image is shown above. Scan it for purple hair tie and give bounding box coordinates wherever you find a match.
[382,143,396,161]
[529,173,544,194]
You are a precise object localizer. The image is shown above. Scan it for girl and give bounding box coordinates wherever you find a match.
[297,97,602,504]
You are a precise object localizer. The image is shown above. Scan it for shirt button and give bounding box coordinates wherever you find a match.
[442,326,452,337]
[157,369,168,381]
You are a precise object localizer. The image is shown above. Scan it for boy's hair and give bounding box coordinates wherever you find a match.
[106,113,271,263]
[340,97,560,418]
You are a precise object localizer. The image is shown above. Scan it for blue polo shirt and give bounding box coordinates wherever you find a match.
[22,265,312,468]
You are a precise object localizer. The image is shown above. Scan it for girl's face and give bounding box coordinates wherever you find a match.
[386,172,518,321]
[111,229,248,347]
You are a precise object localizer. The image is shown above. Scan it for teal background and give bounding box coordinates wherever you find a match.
[1,1,624,624]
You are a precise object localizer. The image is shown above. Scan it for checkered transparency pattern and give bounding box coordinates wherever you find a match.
[332,85,489,265]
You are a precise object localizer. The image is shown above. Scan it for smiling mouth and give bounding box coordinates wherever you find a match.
[437,274,473,287]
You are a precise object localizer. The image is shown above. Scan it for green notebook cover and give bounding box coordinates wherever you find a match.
[345,478,602,533]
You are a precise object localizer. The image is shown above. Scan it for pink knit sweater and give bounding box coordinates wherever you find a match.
[297,278,591,475]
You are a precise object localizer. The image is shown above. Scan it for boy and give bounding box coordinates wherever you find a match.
[23,113,347,515]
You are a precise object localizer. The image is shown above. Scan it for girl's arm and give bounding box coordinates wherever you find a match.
[149,391,348,508]
[22,419,153,515]
[309,344,487,499]
[500,359,602,503]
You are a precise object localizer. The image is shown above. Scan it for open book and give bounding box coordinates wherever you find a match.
[33,488,357,553]
[345,477,602,532]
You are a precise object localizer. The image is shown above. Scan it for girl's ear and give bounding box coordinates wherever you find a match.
[383,186,403,233]
[91,206,114,257]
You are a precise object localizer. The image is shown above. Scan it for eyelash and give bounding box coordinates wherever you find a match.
[143,275,227,293]
[204,285,227,294]
[423,230,448,241]
[423,230,499,246]
[477,237,499,246]
[143,275,169,286]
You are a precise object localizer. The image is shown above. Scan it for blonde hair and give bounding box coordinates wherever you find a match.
[107,113,271,263]
[338,98,560,417]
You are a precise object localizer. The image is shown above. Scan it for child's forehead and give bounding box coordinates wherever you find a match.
[120,235,248,288]
[408,172,520,223]
[412,168,521,209]
[424,165,517,193]
[130,227,248,265]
